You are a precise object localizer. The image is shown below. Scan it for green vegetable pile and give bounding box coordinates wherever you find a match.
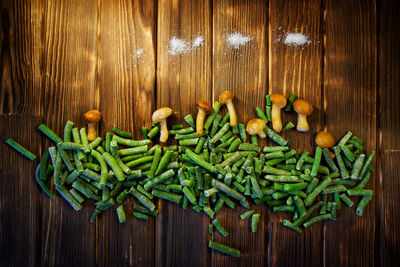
[6,93,375,257]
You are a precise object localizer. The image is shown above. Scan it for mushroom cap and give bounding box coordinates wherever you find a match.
[270,94,287,108]
[293,99,313,115]
[197,100,212,113]
[152,107,173,123]
[246,118,266,135]
[219,91,234,104]
[315,131,335,148]
[83,110,102,123]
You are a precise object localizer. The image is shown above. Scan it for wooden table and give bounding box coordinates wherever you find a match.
[0,0,399,266]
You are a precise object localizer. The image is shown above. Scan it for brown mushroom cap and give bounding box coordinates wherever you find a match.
[246,118,266,135]
[152,107,173,123]
[270,94,287,108]
[83,110,102,123]
[315,131,335,148]
[219,91,234,104]
[197,100,212,113]
[293,99,313,115]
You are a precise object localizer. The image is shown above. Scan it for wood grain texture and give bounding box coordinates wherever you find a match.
[0,0,43,114]
[212,0,268,265]
[97,0,156,266]
[41,0,98,266]
[380,151,400,266]
[378,0,400,150]
[0,115,41,266]
[323,1,377,266]
[156,0,212,266]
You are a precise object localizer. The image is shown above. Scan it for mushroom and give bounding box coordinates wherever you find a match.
[315,131,336,158]
[196,100,213,136]
[293,99,313,132]
[219,91,237,126]
[246,118,266,138]
[83,110,102,141]
[152,107,173,143]
[270,94,287,132]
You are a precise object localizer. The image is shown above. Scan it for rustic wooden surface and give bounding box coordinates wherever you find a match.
[0,0,399,266]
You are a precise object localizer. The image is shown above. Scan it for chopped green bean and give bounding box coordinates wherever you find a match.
[358,151,375,180]
[133,211,149,220]
[284,93,297,112]
[304,178,332,206]
[333,146,349,179]
[356,196,372,216]
[337,131,352,146]
[129,187,155,211]
[6,138,36,160]
[213,219,228,237]
[251,213,260,232]
[151,188,182,204]
[238,123,247,142]
[39,124,63,143]
[208,240,240,257]
[204,102,221,130]
[116,205,126,223]
[303,214,331,228]
[310,146,322,177]
[263,126,288,146]
[283,219,302,233]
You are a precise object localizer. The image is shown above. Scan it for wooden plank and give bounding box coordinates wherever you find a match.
[156,0,212,266]
[97,0,156,266]
[268,0,324,265]
[41,0,98,266]
[212,0,267,265]
[0,0,43,115]
[0,115,41,266]
[379,0,400,150]
[381,151,400,266]
[323,1,377,266]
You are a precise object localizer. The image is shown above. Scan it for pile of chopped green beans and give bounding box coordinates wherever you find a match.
[6,94,375,258]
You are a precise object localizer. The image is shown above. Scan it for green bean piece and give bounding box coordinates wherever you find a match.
[112,125,132,138]
[285,157,297,165]
[169,127,194,135]
[321,148,338,173]
[147,125,160,138]
[273,205,295,212]
[184,114,195,128]
[59,142,88,152]
[341,145,355,162]
[89,137,102,150]
[147,145,162,178]
[354,171,371,189]
[265,151,284,160]
[52,152,63,186]
[56,185,83,211]
[136,184,153,200]
[333,146,349,179]
[90,150,109,189]
[83,162,100,172]
[304,178,332,206]
[89,209,101,223]
[35,164,54,198]
[213,198,224,213]
[237,123,246,142]
[208,241,240,257]
[238,143,260,152]
[115,205,126,223]
[322,184,347,194]
[171,124,184,130]
[103,152,125,181]
[347,188,373,196]
[133,204,159,217]
[118,146,148,157]
[151,189,182,204]
[263,146,289,153]
[262,166,291,175]
[349,153,365,180]
[356,195,372,216]
[209,115,222,138]
[250,213,260,232]
[72,128,81,143]
[102,187,110,200]
[219,112,230,127]
[176,132,206,140]
[96,146,105,155]
[310,146,322,177]
[255,106,268,122]
[265,105,272,122]
[220,131,233,143]
[265,175,303,183]
[195,137,206,154]
[132,211,148,220]
[250,175,263,198]
[57,145,75,172]
[217,192,235,209]
[263,126,288,146]
[337,131,352,146]
[186,148,216,173]
[283,182,308,191]
[144,169,175,190]
[239,210,254,220]
[283,219,302,233]
[179,138,199,146]
[203,206,215,218]
[330,202,338,220]
[295,151,308,171]
[210,123,230,144]
[182,187,197,204]
[129,187,155,211]
[305,177,319,193]
[79,127,90,152]
[62,120,74,142]
[213,179,246,202]
[303,214,331,228]
[38,150,50,181]
[112,135,150,147]
[67,188,83,204]
[81,168,102,182]
[204,101,221,130]
[39,124,63,143]
[339,193,354,207]
[213,219,228,237]
[115,189,128,203]
[6,138,37,160]
[292,201,324,227]
[284,93,297,111]
[358,151,375,180]
[155,150,174,176]
[282,122,295,132]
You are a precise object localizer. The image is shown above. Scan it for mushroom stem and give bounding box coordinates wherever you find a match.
[296,114,309,132]
[87,123,97,141]
[159,119,169,143]
[271,104,282,132]
[258,131,266,139]
[196,109,206,137]
[226,100,237,126]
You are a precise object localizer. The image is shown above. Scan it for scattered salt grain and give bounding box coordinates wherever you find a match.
[135,49,143,57]
[168,36,205,55]
[226,32,253,49]
[192,36,205,48]
[283,33,311,46]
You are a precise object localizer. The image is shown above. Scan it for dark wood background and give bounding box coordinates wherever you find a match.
[0,0,399,266]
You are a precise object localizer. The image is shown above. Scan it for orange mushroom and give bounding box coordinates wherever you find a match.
[83,110,101,141]
[270,94,287,132]
[315,131,336,158]
[196,100,212,137]
[152,107,173,143]
[219,91,237,126]
[293,99,313,132]
[246,118,266,138]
